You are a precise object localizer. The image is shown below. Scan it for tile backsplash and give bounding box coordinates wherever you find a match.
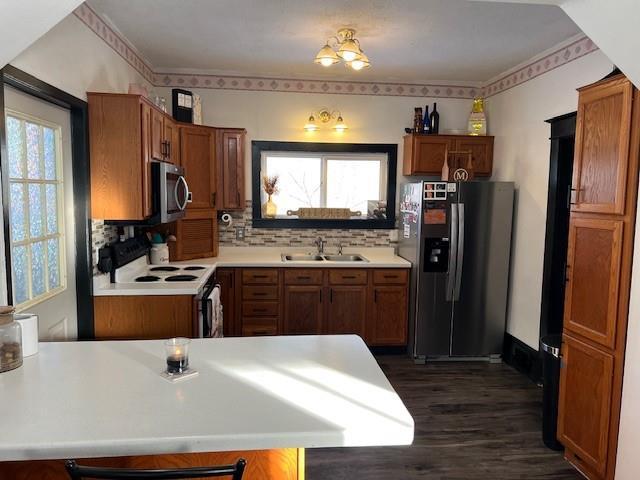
[218,202,397,249]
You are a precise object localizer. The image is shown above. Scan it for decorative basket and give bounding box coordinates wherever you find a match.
[286,208,362,219]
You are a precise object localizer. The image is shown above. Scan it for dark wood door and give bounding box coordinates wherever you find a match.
[283,286,323,334]
[164,118,181,164]
[217,129,245,210]
[180,126,215,209]
[150,107,165,161]
[572,77,633,214]
[564,217,623,349]
[558,334,614,478]
[325,286,367,336]
[454,136,494,176]
[216,268,237,337]
[369,286,408,345]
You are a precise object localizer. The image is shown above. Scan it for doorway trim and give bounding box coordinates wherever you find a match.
[0,65,94,339]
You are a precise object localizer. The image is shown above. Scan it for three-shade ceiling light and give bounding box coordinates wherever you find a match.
[314,28,371,71]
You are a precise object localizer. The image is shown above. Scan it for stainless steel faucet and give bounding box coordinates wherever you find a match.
[314,236,326,254]
[337,242,344,255]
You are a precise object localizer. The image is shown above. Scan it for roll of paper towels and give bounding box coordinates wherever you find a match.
[15,314,39,357]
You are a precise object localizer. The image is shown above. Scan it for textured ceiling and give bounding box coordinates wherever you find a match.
[88,0,581,83]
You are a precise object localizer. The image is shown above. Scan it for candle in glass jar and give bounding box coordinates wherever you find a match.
[164,337,191,374]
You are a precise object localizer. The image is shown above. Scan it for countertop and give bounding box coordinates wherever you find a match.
[0,335,414,461]
[93,247,411,296]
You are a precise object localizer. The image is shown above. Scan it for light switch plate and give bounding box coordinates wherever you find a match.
[236,227,245,240]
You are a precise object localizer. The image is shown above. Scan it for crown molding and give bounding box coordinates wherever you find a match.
[73,4,598,100]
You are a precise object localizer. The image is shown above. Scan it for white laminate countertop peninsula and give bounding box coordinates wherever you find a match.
[0,335,414,462]
[93,247,411,296]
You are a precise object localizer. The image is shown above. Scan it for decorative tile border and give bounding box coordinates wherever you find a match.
[483,34,599,97]
[73,3,155,84]
[73,4,599,100]
[155,73,481,99]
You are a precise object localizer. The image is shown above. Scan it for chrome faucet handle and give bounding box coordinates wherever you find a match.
[337,242,344,255]
[314,236,325,254]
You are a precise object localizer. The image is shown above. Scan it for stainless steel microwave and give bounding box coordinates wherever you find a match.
[152,161,190,223]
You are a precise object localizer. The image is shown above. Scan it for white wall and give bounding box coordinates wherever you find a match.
[156,87,473,198]
[486,50,612,349]
[10,15,152,101]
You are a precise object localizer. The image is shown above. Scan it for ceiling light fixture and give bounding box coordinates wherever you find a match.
[314,28,371,71]
[304,108,348,132]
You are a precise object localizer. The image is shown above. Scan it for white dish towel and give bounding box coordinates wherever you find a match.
[207,285,223,338]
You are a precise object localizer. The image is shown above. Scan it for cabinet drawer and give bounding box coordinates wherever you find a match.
[242,301,279,316]
[284,269,323,285]
[328,269,368,285]
[373,269,409,285]
[242,317,278,336]
[242,269,279,284]
[242,285,279,300]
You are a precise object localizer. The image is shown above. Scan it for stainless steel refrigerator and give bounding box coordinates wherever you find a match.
[398,181,514,361]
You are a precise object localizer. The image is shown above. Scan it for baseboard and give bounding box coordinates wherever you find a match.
[502,333,542,383]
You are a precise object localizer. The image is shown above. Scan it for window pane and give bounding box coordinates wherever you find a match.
[44,127,56,180]
[29,184,44,238]
[12,245,29,304]
[31,241,46,296]
[10,183,26,242]
[6,116,25,179]
[47,238,60,289]
[46,184,58,234]
[264,156,322,216]
[26,122,43,179]
[326,159,382,215]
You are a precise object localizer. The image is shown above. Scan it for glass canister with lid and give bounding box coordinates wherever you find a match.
[0,306,23,373]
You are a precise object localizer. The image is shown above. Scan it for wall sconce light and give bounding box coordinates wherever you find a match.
[304,108,348,132]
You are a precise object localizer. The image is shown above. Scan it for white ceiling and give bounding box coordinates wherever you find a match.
[87,0,581,84]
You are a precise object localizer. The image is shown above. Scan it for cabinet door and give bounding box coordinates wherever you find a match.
[564,217,623,349]
[140,103,153,218]
[150,107,165,161]
[454,136,494,176]
[405,136,452,175]
[180,126,215,209]
[369,286,408,345]
[164,118,180,164]
[217,129,246,210]
[283,286,323,334]
[170,208,218,260]
[326,286,367,336]
[558,334,614,477]
[216,268,237,337]
[572,78,633,214]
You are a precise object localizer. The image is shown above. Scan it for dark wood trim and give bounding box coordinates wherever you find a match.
[502,333,542,383]
[0,72,12,303]
[0,65,94,339]
[251,141,397,230]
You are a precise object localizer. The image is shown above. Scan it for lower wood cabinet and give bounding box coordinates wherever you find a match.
[283,285,323,334]
[369,286,408,346]
[558,333,614,478]
[94,295,194,340]
[326,286,367,337]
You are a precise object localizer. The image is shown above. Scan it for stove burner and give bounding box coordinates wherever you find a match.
[150,266,180,272]
[183,266,205,271]
[135,276,161,282]
[164,275,198,282]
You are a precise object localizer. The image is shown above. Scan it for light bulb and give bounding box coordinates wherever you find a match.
[350,60,364,70]
[341,50,357,62]
[320,57,334,67]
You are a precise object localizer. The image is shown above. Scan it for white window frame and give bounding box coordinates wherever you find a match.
[260,151,388,214]
[6,109,67,311]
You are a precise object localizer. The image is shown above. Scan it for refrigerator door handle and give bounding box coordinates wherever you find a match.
[446,203,458,301]
[454,203,465,300]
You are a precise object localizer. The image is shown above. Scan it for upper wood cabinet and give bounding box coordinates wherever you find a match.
[216,128,246,210]
[564,217,623,349]
[150,106,179,164]
[558,333,614,478]
[572,77,634,214]
[403,134,494,177]
[179,126,216,209]
[168,208,218,260]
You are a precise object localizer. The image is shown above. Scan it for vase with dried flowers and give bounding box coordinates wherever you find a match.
[262,174,279,218]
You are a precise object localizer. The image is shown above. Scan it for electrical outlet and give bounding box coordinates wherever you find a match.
[235,226,245,240]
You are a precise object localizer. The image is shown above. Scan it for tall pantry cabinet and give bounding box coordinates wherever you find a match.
[557,74,639,480]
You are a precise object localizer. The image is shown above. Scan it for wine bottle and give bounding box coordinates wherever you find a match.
[430,102,440,134]
[413,107,423,133]
[422,105,431,134]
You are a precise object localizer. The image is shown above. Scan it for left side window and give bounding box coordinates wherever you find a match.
[5,112,65,309]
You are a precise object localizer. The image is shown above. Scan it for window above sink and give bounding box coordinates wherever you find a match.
[252,141,397,229]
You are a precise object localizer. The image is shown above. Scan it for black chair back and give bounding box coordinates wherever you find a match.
[64,458,246,480]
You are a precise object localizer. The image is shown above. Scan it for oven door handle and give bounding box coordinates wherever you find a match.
[175,175,190,211]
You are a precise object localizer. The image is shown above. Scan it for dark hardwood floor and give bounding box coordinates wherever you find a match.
[306,356,581,480]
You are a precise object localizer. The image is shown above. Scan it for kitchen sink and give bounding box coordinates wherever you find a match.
[323,254,369,262]
[281,254,325,262]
